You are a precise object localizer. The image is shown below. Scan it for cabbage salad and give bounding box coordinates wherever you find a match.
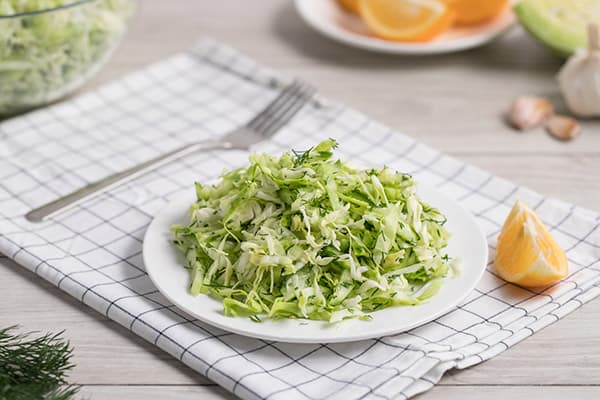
[0,0,133,115]
[172,140,455,323]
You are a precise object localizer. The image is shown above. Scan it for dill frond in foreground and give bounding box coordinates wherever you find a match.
[0,326,79,400]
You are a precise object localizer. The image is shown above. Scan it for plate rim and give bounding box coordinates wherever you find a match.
[143,181,488,343]
[293,0,516,55]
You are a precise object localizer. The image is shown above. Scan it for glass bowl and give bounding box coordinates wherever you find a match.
[0,0,135,117]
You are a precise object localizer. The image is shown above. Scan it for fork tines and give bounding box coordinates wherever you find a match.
[247,80,316,137]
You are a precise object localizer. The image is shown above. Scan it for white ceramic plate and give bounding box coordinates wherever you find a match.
[143,181,488,343]
[294,0,516,55]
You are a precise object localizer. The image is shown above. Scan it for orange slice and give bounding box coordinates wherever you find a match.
[359,0,455,42]
[338,0,360,14]
[441,0,508,25]
[494,200,568,287]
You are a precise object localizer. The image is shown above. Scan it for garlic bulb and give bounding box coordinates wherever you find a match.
[558,24,600,118]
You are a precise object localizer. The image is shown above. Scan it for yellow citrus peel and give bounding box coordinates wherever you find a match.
[494,200,568,287]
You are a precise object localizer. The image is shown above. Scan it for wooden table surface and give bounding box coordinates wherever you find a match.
[1,1,599,399]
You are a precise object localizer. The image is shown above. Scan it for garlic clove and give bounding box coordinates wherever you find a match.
[508,96,554,130]
[558,24,600,118]
[545,115,582,141]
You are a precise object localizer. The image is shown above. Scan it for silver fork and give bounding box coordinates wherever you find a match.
[25,80,316,223]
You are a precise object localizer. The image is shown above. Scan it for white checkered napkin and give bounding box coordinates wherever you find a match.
[1,40,599,400]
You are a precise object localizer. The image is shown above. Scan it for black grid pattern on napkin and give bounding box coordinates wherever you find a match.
[0,41,599,400]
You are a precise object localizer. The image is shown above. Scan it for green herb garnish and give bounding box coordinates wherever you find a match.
[0,326,78,400]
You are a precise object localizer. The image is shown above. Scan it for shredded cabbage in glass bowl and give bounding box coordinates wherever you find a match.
[0,0,135,116]
[172,140,457,323]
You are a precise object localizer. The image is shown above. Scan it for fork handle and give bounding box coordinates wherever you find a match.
[25,140,233,223]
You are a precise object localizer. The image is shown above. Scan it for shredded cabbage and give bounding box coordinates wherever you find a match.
[172,139,454,323]
[0,0,133,116]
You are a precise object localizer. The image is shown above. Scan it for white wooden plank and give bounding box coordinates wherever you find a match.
[76,385,600,400]
[78,385,235,400]
[458,155,600,211]
[422,386,600,400]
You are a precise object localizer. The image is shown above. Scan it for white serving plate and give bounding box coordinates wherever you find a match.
[294,0,516,55]
[143,179,488,343]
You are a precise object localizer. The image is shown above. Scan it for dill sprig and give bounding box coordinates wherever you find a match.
[291,147,313,167]
[0,326,79,400]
